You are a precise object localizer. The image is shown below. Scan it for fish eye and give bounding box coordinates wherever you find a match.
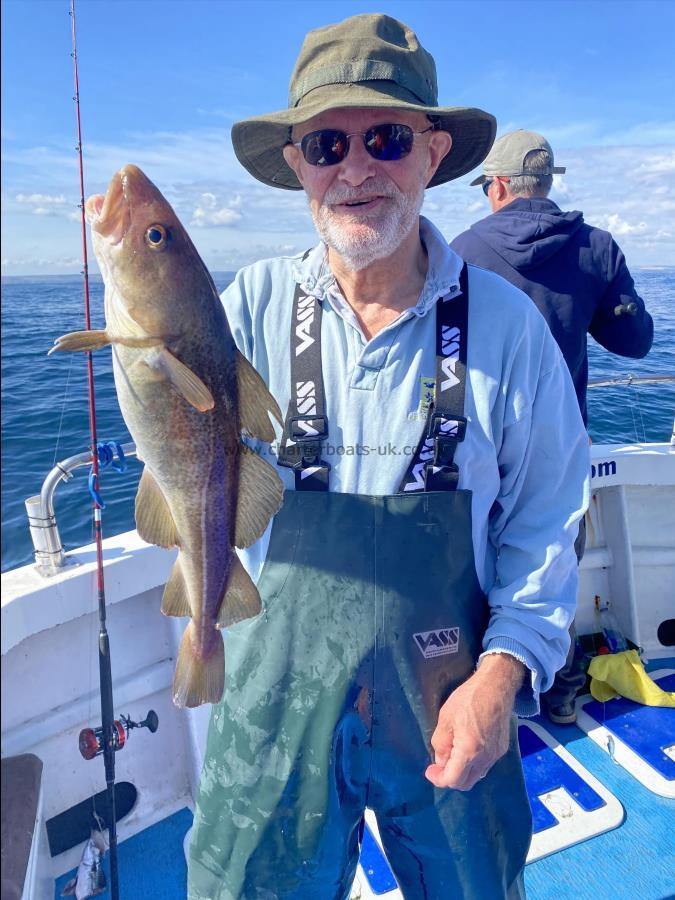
[145,224,169,250]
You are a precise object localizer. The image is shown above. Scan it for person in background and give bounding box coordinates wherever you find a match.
[451,129,653,724]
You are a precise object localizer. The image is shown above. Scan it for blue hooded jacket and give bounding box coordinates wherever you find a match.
[450,198,653,423]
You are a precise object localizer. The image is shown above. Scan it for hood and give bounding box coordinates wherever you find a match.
[469,198,584,271]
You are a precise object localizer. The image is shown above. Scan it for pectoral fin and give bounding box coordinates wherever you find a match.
[49,330,164,356]
[49,329,111,355]
[155,349,215,412]
[236,350,283,441]
[216,553,261,627]
[234,444,284,549]
[135,468,179,548]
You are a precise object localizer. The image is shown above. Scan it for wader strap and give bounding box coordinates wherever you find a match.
[277,269,331,491]
[398,264,469,493]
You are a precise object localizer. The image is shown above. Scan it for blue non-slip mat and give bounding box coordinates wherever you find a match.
[580,673,675,780]
[360,821,398,894]
[54,807,192,899]
[525,713,675,900]
[518,724,606,832]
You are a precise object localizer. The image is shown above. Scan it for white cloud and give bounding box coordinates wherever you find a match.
[15,192,67,205]
[599,214,648,236]
[190,191,243,228]
[1,254,81,270]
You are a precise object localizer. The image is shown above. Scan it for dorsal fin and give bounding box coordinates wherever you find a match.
[236,350,282,442]
[234,445,284,549]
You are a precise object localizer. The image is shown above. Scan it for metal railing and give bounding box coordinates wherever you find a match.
[25,443,137,576]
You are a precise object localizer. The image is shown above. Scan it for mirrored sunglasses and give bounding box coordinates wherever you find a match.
[294,123,436,167]
[482,179,493,197]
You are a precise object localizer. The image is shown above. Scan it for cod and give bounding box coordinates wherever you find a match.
[51,164,283,708]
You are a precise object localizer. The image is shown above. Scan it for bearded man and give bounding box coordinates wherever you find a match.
[188,14,589,900]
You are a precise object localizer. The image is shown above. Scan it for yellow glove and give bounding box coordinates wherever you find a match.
[588,650,675,707]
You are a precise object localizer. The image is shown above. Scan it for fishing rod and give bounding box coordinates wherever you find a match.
[588,374,675,389]
[69,1,120,896]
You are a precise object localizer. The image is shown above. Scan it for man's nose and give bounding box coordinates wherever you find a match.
[336,135,378,186]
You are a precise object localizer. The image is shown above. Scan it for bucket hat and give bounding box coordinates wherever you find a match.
[470,129,566,185]
[231,13,496,190]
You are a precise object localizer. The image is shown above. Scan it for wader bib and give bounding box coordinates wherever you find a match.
[189,267,532,899]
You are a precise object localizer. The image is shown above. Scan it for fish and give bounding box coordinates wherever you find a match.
[50,164,284,707]
[61,829,107,899]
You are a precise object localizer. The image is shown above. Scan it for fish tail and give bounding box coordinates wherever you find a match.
[172,621,224,708]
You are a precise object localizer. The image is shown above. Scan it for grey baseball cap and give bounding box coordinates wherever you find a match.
[469,129,565,185]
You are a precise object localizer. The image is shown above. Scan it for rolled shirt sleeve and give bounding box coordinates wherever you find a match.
[480,329,590,717]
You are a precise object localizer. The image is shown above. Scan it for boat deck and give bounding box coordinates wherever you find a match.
[53,680,675,900]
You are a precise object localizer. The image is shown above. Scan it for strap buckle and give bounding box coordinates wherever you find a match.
[424,462,460,491]
[428,413,467,466]
[429,412,467,441]
[279,415,329,469]
[288,415,329,444]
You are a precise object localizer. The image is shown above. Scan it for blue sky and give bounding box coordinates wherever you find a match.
[2,0,674,274]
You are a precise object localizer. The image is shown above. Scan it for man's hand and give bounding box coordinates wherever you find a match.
[425,654,526,790]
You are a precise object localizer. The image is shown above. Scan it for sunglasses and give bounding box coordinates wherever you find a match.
[293,123,436,167]
[482,179,493,197]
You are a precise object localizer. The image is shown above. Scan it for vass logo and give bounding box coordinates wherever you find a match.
[440,325,460,393]
[295,293,316,356]
[292,380,324,482]
[413,627,460,659]
[296,380,317,420]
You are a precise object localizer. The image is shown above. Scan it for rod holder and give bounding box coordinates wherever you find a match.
[25,495,67,575]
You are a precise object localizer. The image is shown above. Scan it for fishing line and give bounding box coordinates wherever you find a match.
[69,2,120,896]
[627,385,640,444]
[51,352,75,468]
[629,383,647,443]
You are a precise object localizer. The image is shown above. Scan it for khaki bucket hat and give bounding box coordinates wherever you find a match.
[231,13,496,190]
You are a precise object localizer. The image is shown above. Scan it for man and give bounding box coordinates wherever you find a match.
[451,130,653,724]
[189,16,589,899]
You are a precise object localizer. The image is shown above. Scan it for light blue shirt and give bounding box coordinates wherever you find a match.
[223,217,590,716]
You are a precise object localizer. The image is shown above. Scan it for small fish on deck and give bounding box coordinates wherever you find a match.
[61,828,107,899]
[50,164,284,708]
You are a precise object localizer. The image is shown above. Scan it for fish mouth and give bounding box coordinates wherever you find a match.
[85,164,168,245]
[86,169,131,244]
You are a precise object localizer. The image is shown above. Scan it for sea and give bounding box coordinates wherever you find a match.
[2,269,674,574]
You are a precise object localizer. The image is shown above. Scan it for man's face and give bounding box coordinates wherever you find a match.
[283,107,452,270]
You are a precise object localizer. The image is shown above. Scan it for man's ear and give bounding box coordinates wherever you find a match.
[494,177,510,200]
[282,144,304,184]
[425,130,452,185]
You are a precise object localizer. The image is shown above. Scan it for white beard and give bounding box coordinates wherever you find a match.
[311,175,426,271]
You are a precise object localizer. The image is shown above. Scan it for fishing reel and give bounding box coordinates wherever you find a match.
[79,710,159,761]
[613,302,638,316]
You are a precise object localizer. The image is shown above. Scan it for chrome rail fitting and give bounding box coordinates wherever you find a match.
[25,442,137,577]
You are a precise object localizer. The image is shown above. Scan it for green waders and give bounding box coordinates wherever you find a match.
[189,265,532,898]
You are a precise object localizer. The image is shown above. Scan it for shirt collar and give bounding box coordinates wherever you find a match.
[291,216,464,314]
